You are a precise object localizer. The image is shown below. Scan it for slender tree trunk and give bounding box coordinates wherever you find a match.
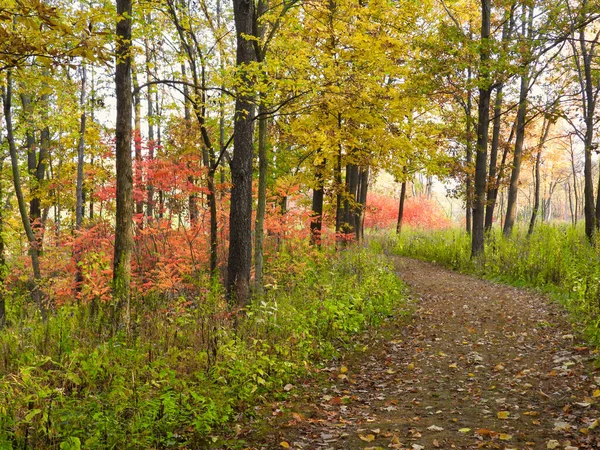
[75,65,87,294]
[2,72,45,318]
[0,157,5,328]
[471,0,491,257]
[228,0,256,306]
[528,149,541,236]
[396,177,407,234]
[465,69,473,235]
[335,117,343,236]
[132,64,144,218]
[485,7,513,232]
[503,5,533,237]
[254,103,268,293]
[527,116,551,235]
[145,36,155,220]
[355,166,368,242]
[485,85,504,231]
[311,158,325,246]
[113,0,134,329]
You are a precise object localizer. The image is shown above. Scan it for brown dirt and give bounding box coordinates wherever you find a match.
[238,257,600,450]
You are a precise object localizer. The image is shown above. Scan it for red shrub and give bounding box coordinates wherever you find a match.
[365,193,452,230]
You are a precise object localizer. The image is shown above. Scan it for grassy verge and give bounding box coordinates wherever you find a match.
[0,243,406,449]
[391,225,600,345]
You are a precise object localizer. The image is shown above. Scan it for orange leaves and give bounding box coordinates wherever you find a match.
[364,194,452,230]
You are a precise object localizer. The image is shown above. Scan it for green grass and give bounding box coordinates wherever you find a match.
[391,224,600,345]
[0,243,407,449]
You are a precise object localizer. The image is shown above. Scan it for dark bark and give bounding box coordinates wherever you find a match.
[485,6,514,232]
[396,178,407,235]
[113,0,134,328]
[254,104,268,293]
[343,163,358,236]
[75,65,87,294]
[311,159,325,246]
[503,5,533,238]
[471,0,491,257]
[485,85,504,231]
[132,64,144,218]
[355,166,368,242]
[3,72,45,318]
[465,68,473,235]
[227,0,256,306]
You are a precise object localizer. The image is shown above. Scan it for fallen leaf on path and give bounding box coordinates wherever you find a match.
[458,428,471,433]
[497,411,510,419]
[359,433,375,442]
[547,440,560,449]
[279,442,290,448]
[427,425,444,431]
[499,433,512,441]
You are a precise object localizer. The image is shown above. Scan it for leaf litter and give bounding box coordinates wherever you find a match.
[234,258,600,449]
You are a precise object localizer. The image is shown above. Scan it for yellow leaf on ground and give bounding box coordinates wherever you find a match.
[499,433,512,440]
[359,434,375,442]
[280,442,290,448]
[458,428,471,433]
[497,411,510,419]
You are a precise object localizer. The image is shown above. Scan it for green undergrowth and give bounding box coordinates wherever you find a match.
[0,243,406,449]
[390,224,600,346]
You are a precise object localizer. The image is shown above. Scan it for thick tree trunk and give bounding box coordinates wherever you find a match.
[113,0,134,329]
[227,0,256,306]
[471,0,491,257]
[145,35,155,220]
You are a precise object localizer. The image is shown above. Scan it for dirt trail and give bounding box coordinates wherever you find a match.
[242,257,600,450]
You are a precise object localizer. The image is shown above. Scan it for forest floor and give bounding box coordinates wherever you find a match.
[237,257,600,450]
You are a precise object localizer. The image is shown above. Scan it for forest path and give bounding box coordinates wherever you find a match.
[241,257,600,450]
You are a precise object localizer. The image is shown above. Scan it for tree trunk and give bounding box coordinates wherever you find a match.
[485,6,514,232]
[0,156,5,328]
[227,0,256,306]
[503,6,533,238]
[528,149,541,236]
[2,72,45,319]
[254,104,268,293]
[113,0,134,329]
[396,178,407,234]
[355,166,368,242]
[311,158,325,246]
[465,66,473,235]
[75,65,87,294]
[485,85,504,231]
[471,0,491,257]
[145,35,155,220]
[132,64,144,218]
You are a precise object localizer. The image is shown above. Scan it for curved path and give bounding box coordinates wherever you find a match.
[243,257,600,449]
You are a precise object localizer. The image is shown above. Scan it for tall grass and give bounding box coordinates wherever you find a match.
[392,224,600,344]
